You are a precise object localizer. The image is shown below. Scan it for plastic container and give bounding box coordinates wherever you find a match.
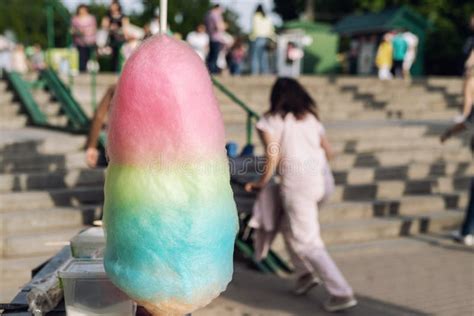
[70,227,105,258]
[59,259,136,316]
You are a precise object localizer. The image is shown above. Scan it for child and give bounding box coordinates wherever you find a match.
[375,33,393,80]
[227,38,246,75]
[245,78,357,312]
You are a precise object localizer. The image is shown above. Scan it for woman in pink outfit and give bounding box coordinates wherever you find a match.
[245,78,356,312]
[71,4,97,72]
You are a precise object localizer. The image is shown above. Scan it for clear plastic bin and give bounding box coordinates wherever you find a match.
[70,227,105,258]
[59,259,136,316]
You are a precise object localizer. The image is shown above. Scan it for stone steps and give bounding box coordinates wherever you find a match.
[2,226,84,258]
[0,168,105,192]
[235,184,468,210]
[266,210,464,255]
[0,103,21,117]
[321,210,463,245]
[0,205,99,236]
[0,128,86,155]
[0,186,103,212]
[331,149,472,169]
[233,188,466,220]
[0,116,28,129]
[330,180,469,202]
[0,150,86,173]
[331,161,474,177]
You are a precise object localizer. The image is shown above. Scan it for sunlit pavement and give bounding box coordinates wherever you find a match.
[197,233,474,316]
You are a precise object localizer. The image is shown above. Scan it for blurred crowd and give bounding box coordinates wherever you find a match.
[68,1,277,76]
[374,30,418,81]
[0,36,46,75]
[346,29,419,81]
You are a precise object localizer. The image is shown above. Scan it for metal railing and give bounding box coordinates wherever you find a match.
[4,71,48,126]
[211,77,260,147]
[40,69,90,131]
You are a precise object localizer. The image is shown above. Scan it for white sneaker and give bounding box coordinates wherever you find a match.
[324,295,358,312]
[462,234,474,246]
[293,273,320,295]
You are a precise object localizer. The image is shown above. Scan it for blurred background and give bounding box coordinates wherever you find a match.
[0,1,473,315]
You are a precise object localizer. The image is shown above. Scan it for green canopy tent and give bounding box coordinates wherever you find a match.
[333,6,430,76]
[283,21,340,74]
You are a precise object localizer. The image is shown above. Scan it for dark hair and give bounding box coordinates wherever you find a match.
[255,4,265,17]
[269,77,319,120]
[212,4,220,9]
[110,0,122,13]
[76,4,88,15]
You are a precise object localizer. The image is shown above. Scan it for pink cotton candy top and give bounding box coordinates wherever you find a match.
[107,35,226,166]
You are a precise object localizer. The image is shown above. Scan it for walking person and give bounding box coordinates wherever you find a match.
[245,78,357,312]
[375,33,393,80]
[402,30,418,81]
[250,4,274,75]
[102,0,129,72]
[204,4,225,74]
[71,4,97,72]
[441,65,474,246]
[391,31,407,78]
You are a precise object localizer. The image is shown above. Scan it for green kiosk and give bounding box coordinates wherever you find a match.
[283,21,340,75]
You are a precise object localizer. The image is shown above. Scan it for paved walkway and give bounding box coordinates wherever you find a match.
[197,234,474,316]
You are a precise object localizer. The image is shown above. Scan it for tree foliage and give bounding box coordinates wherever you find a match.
[0,0,69,48]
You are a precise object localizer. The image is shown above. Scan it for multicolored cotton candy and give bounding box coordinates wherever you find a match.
[103,35,238,315]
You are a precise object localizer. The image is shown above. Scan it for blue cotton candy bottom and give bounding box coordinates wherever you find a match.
[103,163,238,315]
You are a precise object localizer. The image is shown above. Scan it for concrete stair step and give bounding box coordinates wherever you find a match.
[0,104,21,117]
[0,151,86,173]
[31,89,53,105]
[332,149,472,169]
[270,210,464,254]
[233,185,466,219]
[332,161,474,178]
[2,227,84,258]
[0,168,105,192]
[0,186,103,212]
[0,91,14,104]
[234,194,374,223]
[0,116,28,129]
[324,210,464,244]
[330,137,463,154]
[330,177,471,201]
[0,128,86,155]
[0,205,99,236]
[38,103,62,116]
[46,115,69,126]
[336,173,471,190]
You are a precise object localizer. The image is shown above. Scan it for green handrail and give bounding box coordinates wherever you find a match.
[4,71,48,126]
[40,69,89,131]
[211,77,260,146]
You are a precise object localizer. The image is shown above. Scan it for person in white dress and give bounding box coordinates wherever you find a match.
[186,24,209,61]
[245,78,357,313]
[402,31,419,80]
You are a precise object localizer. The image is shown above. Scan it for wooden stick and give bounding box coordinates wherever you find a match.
[160,0,168,35]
